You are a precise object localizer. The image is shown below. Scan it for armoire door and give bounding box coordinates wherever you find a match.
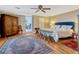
[12,17,18,34]
[4,15,12,36]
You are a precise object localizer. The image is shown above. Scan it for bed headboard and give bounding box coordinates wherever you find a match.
[55,22,75,30]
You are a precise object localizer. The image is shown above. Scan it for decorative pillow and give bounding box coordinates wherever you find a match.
[60,25,66,29]
[53,25,61,30]
[60,25,72,30]
[66,26,72,29]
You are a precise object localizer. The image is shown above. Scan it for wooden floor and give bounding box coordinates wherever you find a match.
[0,32,78,54]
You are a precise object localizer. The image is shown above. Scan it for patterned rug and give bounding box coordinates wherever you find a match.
[62,40,78,51]
[0,35,52,54]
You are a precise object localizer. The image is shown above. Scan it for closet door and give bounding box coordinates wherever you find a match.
[12,17,18,34]
[4,15,12,36]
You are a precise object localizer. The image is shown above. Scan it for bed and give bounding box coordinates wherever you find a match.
[54,22,74,38]
[40,22,74,42]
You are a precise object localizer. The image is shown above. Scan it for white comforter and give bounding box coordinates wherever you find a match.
[40,28,73,42]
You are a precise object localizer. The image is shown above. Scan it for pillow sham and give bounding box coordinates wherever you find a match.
[66,26,72,29]
[53,25,61,30]
[60,25,72,30]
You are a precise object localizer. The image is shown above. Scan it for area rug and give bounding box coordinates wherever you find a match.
[0,35,52,54]
[62,40,78,51]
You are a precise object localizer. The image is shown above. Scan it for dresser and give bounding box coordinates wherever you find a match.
[0,14,18,37]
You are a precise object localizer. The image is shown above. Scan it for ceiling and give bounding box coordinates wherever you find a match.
[0,5,79,16]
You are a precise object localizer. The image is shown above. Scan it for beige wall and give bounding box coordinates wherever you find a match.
[33,10,79,33]
[32,16,50,28]
[18,10,79,33]
[50,10,78,33]
[18,16,26,33]
[32,16,40,28]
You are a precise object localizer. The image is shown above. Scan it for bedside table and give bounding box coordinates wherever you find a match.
[72,33,78,39]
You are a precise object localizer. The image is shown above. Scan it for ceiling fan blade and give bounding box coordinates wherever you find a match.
[43,8,51,10]
[31,8,38,9]
[41,10,46,13]
[35,9,40,13]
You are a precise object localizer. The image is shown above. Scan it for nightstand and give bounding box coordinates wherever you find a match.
[72,33,78,39]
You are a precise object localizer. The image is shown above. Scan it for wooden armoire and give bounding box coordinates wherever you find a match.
[0,14,18,37]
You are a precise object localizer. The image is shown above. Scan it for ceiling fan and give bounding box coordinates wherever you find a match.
[31,5,51,13]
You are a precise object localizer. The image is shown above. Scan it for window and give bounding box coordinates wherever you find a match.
[25,16,32,32]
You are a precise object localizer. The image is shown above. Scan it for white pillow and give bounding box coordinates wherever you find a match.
[66,26,72,29]
[54,25,61,30]
[61,25,66,29]
[60,25,72,30]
